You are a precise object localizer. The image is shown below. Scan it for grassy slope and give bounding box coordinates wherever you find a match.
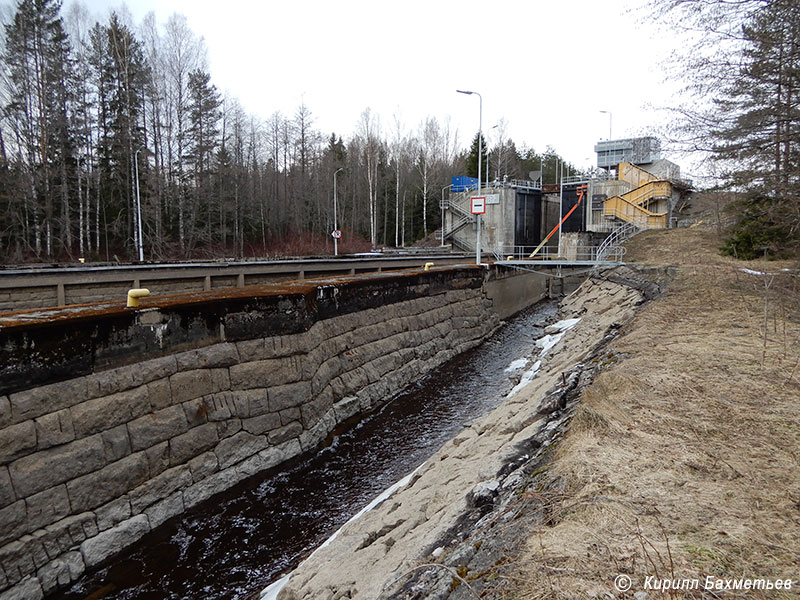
[504,226,800,599]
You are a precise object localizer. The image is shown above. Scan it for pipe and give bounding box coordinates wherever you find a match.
[127,288,150,308]
[423,262,435,271]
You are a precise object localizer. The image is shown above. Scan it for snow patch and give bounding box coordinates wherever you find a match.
[550,317,581,332]
[536,332,565,356]
[504,358,528,373]
[507,361,541,398]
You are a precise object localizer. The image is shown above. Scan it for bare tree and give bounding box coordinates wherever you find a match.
[356,108,381,247]
[163,13,204,253]
[390,113,413,247]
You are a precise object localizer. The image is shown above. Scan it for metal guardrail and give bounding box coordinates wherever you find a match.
[596,222,638,261]
[485,178,542,190]
[0,254,476,312]
[491,244,626,263]
[562,172,614,185]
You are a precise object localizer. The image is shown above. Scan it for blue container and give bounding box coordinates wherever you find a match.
[451,176,479,192]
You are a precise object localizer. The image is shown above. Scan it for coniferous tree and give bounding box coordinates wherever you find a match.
[103,13,148,258]
[651,0,800,258]
[4,0,76,257]
[464,132,488,186]
[714,1,800,257]
[187,68,221,244]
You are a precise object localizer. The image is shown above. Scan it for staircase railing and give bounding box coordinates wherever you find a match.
[596,222,639,262]
[621,181,671,207]
[441,190,476,237]
[603,197,667,229]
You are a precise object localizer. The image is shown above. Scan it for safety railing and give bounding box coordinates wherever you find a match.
[603,197,667,229]
[562,172,614,185]
[491,244,625,263]
[596,222,639,261]
[485,178,542,190]
[620,181,671,207]
[441,190,476,237]
[445,215,473,237]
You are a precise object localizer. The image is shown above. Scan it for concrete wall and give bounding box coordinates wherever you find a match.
[0,267,510,599]
[449,188,517,254]
[560,232,610,261]
[484,267,549,319]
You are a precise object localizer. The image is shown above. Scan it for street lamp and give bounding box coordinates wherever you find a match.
[333,167,344,256]
[599,110,612,140]
[134,147,146,262]
[457,89,482,265]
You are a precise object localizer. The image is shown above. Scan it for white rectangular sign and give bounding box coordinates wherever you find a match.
[470,196,486,215]
[485,194,500,205]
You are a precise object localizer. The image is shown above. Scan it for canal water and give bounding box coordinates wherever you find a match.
[49,300,557,600]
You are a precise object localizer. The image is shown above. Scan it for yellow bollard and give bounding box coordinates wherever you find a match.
[127,288,150,308]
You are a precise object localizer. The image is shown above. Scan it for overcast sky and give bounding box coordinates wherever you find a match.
[68,0,679,173]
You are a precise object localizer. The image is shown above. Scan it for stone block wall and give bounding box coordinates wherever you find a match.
[0,268,500,599]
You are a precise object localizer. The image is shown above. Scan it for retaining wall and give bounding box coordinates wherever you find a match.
[0,267,503,599]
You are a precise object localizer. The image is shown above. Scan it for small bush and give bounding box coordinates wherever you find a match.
[720,195,797,260]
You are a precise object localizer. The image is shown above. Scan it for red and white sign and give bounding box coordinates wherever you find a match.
[331,229,342,239]
[470,196,486,215]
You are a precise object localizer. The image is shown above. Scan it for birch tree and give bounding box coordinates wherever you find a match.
[163,13,204,252]
[356,108,380,246]
[390,113,412,247]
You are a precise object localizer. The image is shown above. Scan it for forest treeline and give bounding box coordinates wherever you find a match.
[0,0,577,263]
[651,0,799,259]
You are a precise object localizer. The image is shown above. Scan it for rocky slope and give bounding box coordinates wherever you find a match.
[272,265,667,600]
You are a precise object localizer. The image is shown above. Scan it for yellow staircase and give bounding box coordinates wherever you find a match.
[603,195,667,229]
[602,163,670,229]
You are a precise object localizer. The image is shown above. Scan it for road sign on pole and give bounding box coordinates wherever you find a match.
[470,196,486,215]
[331,229,342,239]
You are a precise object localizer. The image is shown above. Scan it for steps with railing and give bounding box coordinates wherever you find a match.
[601,162,671,229]
[620,180,671,207]
[603,196,667,228]
[596,222,639,262]
[442,190,476,237]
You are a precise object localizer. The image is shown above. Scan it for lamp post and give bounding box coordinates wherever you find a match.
[134,147,145,262]
[600,110,612,140]
[457,89,482,265]
[440,183,452,246]
[333,167,344,256]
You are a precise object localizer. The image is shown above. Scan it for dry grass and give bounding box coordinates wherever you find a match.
[500,227,800,599]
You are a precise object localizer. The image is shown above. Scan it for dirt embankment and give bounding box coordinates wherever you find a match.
[495,227,800,599]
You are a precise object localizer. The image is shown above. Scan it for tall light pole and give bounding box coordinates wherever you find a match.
[333,167,344,256]
[600,110,612,140]
[457,89,482,265]
[134,147,145,262]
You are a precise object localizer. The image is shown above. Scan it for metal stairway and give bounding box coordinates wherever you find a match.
[442,192,475,237]
[602,162,670,229]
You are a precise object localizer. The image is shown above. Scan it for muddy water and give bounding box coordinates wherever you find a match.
[49,300,557,600]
